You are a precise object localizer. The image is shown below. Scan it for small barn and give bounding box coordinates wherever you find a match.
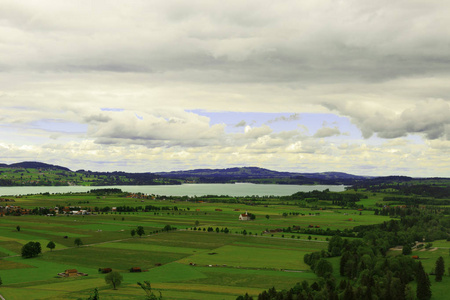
[99,268,112,273]
[65,269,78,277]
[130,267,142,272]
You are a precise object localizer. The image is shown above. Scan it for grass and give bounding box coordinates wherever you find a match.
[39,246,188,272]
[1,191,448,299]
[177,243,311,270]
[93,242,204,254]
[180,267,317,289]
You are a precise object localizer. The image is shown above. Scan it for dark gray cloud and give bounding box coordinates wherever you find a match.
[2,1,450,85]
[83,114,111,123]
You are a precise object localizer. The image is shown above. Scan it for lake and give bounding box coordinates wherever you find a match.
[0,183,346,197]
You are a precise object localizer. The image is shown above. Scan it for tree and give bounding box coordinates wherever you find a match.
[131,229,136,238]
[137,281,162,300]
[137,226,145,237]
[435,256,445,282]
[21,241,41,258]
[402,244,412,255]
[74,238,83,247]
[405,284,415,300]
[265,215,270,220]
[315,258,333,278]
[46,241,56,251]
[416,261,432,300]
[0,275,2,286]
[16,225,20,232]
[87,288,99,300]
[105,271,123,290]
[163,224,173,232]
[340,251,352,276]
[343,283,355,300]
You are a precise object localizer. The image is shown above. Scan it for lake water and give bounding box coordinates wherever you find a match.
[0,183,346,197]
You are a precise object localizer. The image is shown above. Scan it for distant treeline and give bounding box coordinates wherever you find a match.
[353,178,450,198]
[89,188,123,195]
[383,196,450,206]
[353,212,450,244]
[281,190,366,206]
[79,171,181,186]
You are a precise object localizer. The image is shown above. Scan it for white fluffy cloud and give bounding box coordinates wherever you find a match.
[86,110,225,147]
[325,99,450,140]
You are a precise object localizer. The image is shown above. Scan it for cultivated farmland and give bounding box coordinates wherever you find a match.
[0,189,448,299]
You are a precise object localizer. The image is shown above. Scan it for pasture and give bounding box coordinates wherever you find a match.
[0,191,446,299]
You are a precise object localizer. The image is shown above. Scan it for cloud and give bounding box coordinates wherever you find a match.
[266,113,300,124]
[88,110,225,147]
[234,120,247,127]
[324,99,450,140]
[83,114,111,123]
[313,126,341,138]
[2,1,449,84]
[0,1,449,176]
[240,125,272,139]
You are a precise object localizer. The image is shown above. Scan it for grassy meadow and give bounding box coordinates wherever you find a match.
[0,191,449,299]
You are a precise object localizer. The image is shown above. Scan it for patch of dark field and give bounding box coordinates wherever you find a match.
[0,241,24,256]
[4,275,97,289]
[178,269,317,290]
[0,259,34,270]
[7,230,131,249]
[231,240,327,252]
[234,236,328,247]
[39,246,188,272]
[124,231,246,249]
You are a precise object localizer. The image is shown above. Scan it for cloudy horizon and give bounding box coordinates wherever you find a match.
[1,1,449,177]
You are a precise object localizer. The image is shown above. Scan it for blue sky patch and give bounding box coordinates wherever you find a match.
[101,108,124,112]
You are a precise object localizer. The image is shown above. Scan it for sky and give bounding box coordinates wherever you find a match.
[0,0,449,177]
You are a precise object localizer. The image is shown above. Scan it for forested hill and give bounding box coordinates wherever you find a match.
[0,162,368,186]
[2,161,71,171]
[1,161,448,187]
[155,167,369,185]
[0,162,177,186]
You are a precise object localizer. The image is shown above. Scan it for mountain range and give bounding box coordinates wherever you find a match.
[2,161,448,187]
[0,161,371,186]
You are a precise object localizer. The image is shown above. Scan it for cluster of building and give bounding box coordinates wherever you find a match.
[0,204,31,216]
[0,204,91,216]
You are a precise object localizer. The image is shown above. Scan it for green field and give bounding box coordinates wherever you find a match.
[0,191,449,299]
